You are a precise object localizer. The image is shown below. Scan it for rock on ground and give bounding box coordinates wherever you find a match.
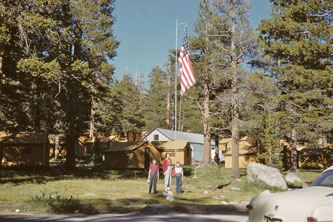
[285,172,302,183]
[247,162,288,190]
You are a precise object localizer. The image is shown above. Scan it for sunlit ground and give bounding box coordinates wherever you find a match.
[0,162,321,214]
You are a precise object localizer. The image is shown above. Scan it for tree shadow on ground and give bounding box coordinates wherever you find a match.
[0,159,198,185]
[0,214,245,222]
[0,160,151,185]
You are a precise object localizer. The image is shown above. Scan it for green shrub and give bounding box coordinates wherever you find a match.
[30,192,98,214]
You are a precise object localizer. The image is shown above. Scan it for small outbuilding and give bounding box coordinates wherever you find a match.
[280,140,333,169]
[152,140,192,165]
[143,128,217,163]
[223,137,258,168]
[103,141,161,169]
[0,132,49,166]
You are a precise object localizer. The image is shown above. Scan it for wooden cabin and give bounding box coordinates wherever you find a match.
[152,140,192,165]
[281,140,333,169]
[103,141,161,169]
[222,137,258,168]
[0,132,49,166]
[49,135,123,159]
[143,128,216,163]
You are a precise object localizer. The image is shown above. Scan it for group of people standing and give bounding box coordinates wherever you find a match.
[147,153,183,194]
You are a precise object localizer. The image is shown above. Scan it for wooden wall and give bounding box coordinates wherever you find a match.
[1,144,49,166]
[104,144,161,169]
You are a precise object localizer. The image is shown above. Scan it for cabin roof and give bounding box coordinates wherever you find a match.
[0,132,49,144]
[103,141,151,152]
[145,128,215,145]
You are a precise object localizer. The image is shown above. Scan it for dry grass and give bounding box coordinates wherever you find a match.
[0,164,322,214]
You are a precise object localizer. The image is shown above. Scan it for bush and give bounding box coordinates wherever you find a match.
[206,164,227,179]
[30,192,98,214]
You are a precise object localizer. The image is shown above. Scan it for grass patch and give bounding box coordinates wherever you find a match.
[26,192,98,214]
[0,163,322,214]
[293,169,322,183]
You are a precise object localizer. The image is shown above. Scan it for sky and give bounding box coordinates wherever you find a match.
[112,0,272,81]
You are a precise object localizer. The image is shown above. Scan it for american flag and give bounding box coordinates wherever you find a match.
[178,26,195,95]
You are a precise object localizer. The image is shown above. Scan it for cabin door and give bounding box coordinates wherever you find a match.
[144,148,150,169]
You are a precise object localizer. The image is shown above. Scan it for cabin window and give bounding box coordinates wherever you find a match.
[153,134,159,141]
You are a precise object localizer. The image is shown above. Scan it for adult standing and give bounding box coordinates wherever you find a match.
[148,159,159,194]
[162,153,172,192]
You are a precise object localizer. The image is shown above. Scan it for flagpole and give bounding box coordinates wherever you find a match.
[175,20,186,165]
[175,19,178,165]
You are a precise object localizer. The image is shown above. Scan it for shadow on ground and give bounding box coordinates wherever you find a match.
[0,213,247,222]
[0,160,156,185]
[0,160,196,185]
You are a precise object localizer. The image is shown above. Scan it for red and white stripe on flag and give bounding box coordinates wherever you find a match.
[178,26,195,95]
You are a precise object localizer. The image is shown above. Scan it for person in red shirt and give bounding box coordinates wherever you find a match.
[162,153,172,192]
[148,159,159,194]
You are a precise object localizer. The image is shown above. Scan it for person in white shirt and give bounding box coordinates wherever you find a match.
[174,161,183,194]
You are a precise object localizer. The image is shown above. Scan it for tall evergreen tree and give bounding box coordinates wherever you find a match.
[213,0,256,178]
[95,83,120,136]
[166,50,177,129]
[0,0,118,170]
[144,66,168,130]
[259,0,333,171]
[190,0,219,163]
[118,74,145,137]
[97,74,145,138]
[242,72,282,169]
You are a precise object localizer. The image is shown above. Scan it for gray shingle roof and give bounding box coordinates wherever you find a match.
[155,128,215,145]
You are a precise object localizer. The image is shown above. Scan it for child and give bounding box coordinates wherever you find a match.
[148,159,159,194]
[175,161,183,194]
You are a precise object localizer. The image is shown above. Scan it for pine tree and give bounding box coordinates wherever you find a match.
[166,50,176,129]
[144,66,168,130]
[190,0,218,164]
[241,72,283,169]
[118,74,145,137]
[213,0,256,178]
[94,81,122,136]
[259,0,333,171]
[0,0,118,170]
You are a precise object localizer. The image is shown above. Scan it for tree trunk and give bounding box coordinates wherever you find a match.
[203,77,211,164]
[89,99,95,140]
[33,79,42,132]
[65,81,77,171]
[65,133,76,171]
[214,135,220,162]
[0,51,3,96]
[0,144,3,168]
[291,127,297,172]
[55,135,60,160]
[65,104,77,171]
[231,0,240,179]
